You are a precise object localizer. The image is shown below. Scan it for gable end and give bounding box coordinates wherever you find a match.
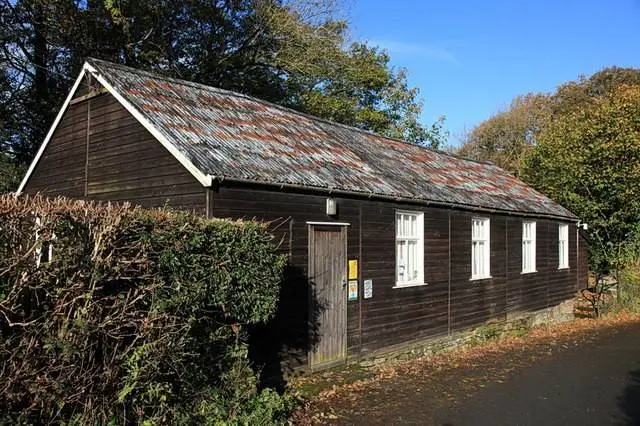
[20,71,207,214]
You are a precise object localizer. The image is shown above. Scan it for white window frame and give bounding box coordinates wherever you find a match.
[394,211,425,288]
[558,223,569,269]
[471,217,491,280]
[522,221,537,273]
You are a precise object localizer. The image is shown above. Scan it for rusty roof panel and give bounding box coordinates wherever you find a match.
[87,58,575,219]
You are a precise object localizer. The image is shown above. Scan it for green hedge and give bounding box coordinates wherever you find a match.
[0,194,289,424]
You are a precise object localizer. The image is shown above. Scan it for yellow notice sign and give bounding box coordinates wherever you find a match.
[348,259,358,280]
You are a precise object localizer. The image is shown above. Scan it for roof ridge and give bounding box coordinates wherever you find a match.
[85,57,497,169]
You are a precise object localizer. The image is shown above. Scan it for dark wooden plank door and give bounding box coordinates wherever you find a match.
[308,225,348,370]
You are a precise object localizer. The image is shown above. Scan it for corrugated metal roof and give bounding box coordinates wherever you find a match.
[86,58,575,219]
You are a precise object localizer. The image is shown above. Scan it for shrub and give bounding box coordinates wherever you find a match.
[0,194,288,424]
[614,224,640,314]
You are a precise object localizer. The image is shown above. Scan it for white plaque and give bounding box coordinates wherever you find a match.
[364,279,373,299]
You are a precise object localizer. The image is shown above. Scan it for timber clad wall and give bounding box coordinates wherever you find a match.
[26,101,88,198]
[211,185,586,366]
[23,89,587,370]
[24,93,206,214]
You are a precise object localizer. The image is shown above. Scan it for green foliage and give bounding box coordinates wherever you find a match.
[0,154,24,194]
[471,323,503,344]
[610,224,640,314]
[457,93,550,176]
[0,0,445,166]
[0,194,288,424]
[458,67,640,177]
[523,83,640,273]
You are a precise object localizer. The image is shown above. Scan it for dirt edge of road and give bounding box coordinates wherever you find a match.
[291,311,640,425]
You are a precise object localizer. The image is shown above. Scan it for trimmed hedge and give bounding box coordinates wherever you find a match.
[0,194,288,424]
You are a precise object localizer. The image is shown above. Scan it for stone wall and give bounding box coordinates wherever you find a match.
[354,299,576,368]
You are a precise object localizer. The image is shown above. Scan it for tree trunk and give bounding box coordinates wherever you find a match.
[29,2,49,158]
[33,3,48,101]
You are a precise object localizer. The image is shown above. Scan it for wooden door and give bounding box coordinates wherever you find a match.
[308,225,348,370]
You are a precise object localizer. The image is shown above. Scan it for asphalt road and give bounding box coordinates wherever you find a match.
[433,322,640,426]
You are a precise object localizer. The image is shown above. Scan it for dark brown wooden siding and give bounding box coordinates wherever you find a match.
[506,218,579,318]
[23,93,206,213]
[450,212,508,332]
[358,201,450,354]
[25,101,88,198]
[211,185,586,368]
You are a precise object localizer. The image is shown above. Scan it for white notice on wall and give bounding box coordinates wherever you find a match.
[364,279,373,299]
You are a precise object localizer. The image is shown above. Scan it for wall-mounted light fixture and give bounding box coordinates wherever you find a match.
[326,197,337,216]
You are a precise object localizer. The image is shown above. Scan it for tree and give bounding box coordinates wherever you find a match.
[458,67,640,177]
[457,93,550,176]
[0,154,24,194]
[0,0,446,187]
[101,0,445,147]
[1,0,81,163]
[523,83,640,273]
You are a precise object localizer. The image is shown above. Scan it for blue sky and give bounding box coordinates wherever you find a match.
[349,0,640,145]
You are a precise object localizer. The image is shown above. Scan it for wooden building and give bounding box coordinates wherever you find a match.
[18,59,588,372]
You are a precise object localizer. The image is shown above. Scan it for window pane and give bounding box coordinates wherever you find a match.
[404,215,409,237]
[559,241,564,266]
[407,241,413,280]
[405,239,410,280]
[471,241,476,276]
[471,218,490,278]
[408,240,417,280]
[483,243,487,275]
[396,211,424,284]
[410,215,417,237]
[403,215,409,237]
[397,240,405,281]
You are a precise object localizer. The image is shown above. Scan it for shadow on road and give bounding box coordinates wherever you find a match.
[618,365,640,425]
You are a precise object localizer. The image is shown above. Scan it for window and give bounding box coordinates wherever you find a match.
[395,211,424,286]
[522,221,536,273]
[558,224,569,269]
[471,218,490,279]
